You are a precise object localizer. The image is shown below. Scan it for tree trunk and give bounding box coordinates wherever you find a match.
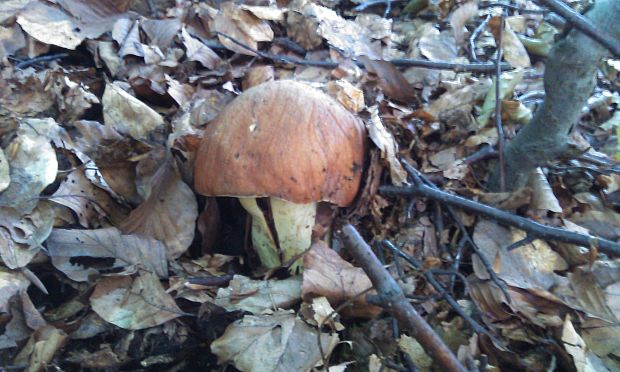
[488,0,620,191]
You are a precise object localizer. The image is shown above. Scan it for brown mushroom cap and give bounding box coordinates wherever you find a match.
[194,80,366,206]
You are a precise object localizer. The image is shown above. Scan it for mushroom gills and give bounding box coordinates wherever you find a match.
[238,197,316,272]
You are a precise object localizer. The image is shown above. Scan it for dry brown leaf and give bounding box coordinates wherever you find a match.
[0,269,29,313]
[211,2,273,56]
[46,227,168,282]
[0,147,9,193]
[141,18,181,51]
[214,275,302,313]
[472,219,567,291]
[449,1,478,45]
[419,31,458,62]
[242,65,274,90]
[211,310,339,372]
[56,0,130,38]
[102,83,164,140]
[301,241,382,319]
[13,325,68,372]
[90,272,181,330]
[360,56,417,104]
[51,169,127,228]
[326,79,364,113]
[239,5,285,21]
[489,16,531,68]
[119,158,198,259]
[0,131,57,214]
[0,23,26,60]
[0,202,54,269]
[367,105,408,186]
[181,27,221,69]
[17,2,84,49]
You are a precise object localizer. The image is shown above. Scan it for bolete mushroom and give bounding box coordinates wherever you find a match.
[194,80,365,271]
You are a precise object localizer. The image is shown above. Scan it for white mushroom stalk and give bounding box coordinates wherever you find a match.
[239,197,316,272]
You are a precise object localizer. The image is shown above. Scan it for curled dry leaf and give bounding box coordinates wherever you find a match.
[214,275,302,314]
[90,271,181,330]
[141,18,181,51]
[102,83,164,140]
[46,227,168,282]
[367,105,408,186]
[301,241,382,319]
[211,310,339,372]
[181,27,221,69]
[120,158,198,259]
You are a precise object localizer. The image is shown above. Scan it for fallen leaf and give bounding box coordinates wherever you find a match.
[46,227,168,281]
[17,2,84,49]
[211,310,339,372]
[367,105,408,186]
[0,268,29,313]
[360,56,417,104]
[14,325,68,372]
[120,157,198,259]
[214,275,302,313]
[0,147,10,192]
[90,271,181,330]
[489,16,531,68]
[102,82,164,140]
[301,241,382,319]
[181,27,221,69]
[450,1,478,45]
[0,131,57,214]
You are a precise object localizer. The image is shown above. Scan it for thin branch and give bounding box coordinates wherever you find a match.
[479,2,548,14]
[15,53,68,69]
[536,0,620,58]
[379,182,620,257]
[382,241,496,343]
[495,12,507,191]
[469,15,491,62]
[342,224,467,372]
[214,31,511,73]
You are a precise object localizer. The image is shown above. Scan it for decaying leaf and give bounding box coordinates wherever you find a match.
[210,2,274,56]
[360,56,417,104]
[90,271,181,330]
[17,2,84,50]
[14,325,68,372]
[181,28,221,69]
[0,268,30,313]
[46,227,168,281]
[367,105,408,185]
[214,275,301,313]
[301,241,382,319]
[489,16,531,68]
[0,131,57,214]
[102,83,164,140]
[119,158,198,259]
[211,310,339,372]
[0,202,54,269]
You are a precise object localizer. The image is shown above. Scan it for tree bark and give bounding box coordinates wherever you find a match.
[489,0,620,190]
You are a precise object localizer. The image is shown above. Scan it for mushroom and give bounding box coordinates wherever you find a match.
[194,80,366,271]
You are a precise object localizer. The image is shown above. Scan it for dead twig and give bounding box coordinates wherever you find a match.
[379,174,620,258]
[214,31,511,72]
[536,0,620,58]
[14,53,68,69]
[342,224,467,372]
[495,11,507,191]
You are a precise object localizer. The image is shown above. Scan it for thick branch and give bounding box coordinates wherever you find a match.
[342,224,467,372]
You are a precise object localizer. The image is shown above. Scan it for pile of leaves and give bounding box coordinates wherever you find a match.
[0,0,619,371]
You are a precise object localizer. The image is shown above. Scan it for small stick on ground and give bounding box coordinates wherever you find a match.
[342,224,467,372]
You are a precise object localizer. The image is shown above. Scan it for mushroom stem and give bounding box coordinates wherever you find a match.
[270,198,316,272]
[238,197,316,272]
[238,197,280,268]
